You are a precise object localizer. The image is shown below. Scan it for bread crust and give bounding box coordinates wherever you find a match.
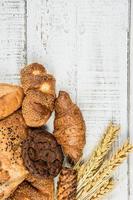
[21,63,56,127]
[0,111,28,199]
[22,90,55,127]
[27,174,54,200]
[7,181,50,200]
[0,83,24,120]
[57,167,77,200]
[54,91,86,163]
[20,63,47,94]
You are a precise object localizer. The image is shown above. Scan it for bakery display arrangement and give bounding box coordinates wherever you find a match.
[0,63,132,200]
[0,63,85,200]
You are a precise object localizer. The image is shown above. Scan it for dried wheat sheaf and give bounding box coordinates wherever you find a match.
[75,123,133,200]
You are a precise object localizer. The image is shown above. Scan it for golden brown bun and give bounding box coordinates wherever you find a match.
[54,91,86,163]
[22,90,55,127]
[21,63,56,127]
[0,83,24,120]
[0,111,28,199]
[20,63,47,94]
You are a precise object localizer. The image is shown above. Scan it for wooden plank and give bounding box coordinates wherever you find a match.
[129,0,133,199]
[0,0,26,84]
[0,0,131,199]
[76,1,129,200]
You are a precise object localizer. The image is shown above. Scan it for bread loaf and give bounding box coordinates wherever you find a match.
[0,83,24,120]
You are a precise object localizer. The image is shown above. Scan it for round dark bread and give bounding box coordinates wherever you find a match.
[22,128,64,178]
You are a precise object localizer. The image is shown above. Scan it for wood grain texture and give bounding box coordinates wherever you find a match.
[76,1,129,200]
[0,0,132,199]
[27,0,77,97]
[0,0,26,84]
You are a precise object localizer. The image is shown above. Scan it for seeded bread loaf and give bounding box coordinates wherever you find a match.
[0,111,28,199]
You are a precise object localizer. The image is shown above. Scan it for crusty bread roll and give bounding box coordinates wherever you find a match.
[0,83,24,120]
[20,63,47,94]
[21,63,56,127]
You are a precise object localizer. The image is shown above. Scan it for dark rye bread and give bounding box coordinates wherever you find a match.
[22,128,64,178]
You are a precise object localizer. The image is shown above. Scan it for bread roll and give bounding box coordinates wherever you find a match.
[0,83,24,120]
[21,63,56,127]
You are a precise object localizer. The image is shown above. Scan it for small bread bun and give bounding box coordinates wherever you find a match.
[0,83,24,119]
[21,63,56,127]
[22,90,54,127]
[21,63,47,94]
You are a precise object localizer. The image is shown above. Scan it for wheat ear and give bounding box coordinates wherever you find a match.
[76,123,120,189]
[78,141,133,200]
[89,178,115,200]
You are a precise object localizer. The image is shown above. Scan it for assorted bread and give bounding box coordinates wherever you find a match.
[0,63,86,200]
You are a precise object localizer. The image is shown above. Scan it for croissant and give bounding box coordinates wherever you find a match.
[54,91,86,163]
[57,167,77,200]
[21,63,56,127]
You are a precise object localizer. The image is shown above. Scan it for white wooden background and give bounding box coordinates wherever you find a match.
[0,0,133,199]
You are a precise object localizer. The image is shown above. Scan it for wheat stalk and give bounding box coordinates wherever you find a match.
[78,141,133,200]
[76,123,120,190]
[89,178,115,200]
